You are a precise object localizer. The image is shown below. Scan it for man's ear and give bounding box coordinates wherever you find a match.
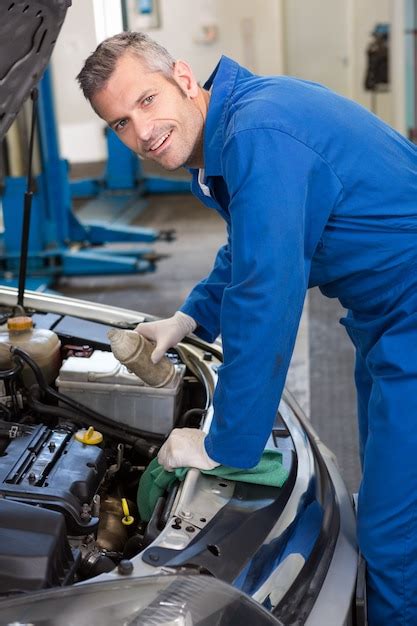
[173,60,199,98]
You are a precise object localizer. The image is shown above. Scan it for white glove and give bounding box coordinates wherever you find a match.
[135,311,197,364]
[158,428,220,471]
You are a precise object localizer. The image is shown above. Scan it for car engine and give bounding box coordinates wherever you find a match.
[0,310,207,595]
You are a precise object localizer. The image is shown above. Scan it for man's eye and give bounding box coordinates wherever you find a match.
[115,119,128,132]
[143,95,155,106]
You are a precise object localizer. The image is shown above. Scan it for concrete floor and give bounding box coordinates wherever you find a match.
[61,192,225,318]
[61,168,361,494]
[309,290,360,493]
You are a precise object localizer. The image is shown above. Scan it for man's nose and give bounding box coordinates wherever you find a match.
[135,117,154,144]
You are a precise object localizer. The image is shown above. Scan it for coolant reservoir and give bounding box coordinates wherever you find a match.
[0,316,61,385]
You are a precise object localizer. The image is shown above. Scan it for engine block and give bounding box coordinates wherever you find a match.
[0,424,107,533]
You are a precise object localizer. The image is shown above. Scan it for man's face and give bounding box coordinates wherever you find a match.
[91,53,206,171]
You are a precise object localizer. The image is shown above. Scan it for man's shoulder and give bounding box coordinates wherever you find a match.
[224,72,368,146]
[231,74,333,120]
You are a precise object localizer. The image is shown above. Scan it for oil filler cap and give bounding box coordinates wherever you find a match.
[75,426,103,445]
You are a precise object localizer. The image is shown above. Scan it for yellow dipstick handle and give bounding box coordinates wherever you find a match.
[121,498,134,526]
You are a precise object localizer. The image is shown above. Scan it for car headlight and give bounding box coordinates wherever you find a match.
[0,574,283,626]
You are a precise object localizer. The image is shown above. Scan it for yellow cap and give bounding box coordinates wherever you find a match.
[75,426,103,445]
[7,316,33,331]
[121,497,134,526]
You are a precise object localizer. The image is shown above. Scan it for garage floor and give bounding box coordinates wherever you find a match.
[61,164,361,494]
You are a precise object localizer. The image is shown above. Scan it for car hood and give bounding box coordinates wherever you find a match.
[0,0,70,141]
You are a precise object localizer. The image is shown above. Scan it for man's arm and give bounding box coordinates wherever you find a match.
[135,230,231,361]
[202,128,343,468]
[179,231,232,343]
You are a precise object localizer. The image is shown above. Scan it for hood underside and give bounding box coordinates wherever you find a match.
[0,0,71,141]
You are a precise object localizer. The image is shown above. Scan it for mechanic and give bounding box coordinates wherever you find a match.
[77,32,417,625]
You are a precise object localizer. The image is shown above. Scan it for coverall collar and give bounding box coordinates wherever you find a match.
[202,56,240,177]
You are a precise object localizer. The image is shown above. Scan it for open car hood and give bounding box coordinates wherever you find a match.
[0,0,71,141]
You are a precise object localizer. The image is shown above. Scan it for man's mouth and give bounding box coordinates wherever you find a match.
[149,130,172,152]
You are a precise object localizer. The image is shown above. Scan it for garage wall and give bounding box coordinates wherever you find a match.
[284,0,393,124]
[284,0,353,98]
[51,0,106,163]
[125,0,285,82]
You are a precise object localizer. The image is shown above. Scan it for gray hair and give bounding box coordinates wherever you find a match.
[77,31,175,101]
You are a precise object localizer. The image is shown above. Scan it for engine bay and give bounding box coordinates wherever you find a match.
[0,308,209,595]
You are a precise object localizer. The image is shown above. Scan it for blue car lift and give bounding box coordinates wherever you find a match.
[0,67,189,288]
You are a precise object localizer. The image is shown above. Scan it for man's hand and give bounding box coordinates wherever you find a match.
[135,311,197,364]
[158,428,220,471]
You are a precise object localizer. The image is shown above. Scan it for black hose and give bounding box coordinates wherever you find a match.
[176,408,206,428]
[26,394,152,447]
[133,436,160,459]
[79,553,115,579]
[12,349,46,390]
[12,348,165,444]
[0,403,12,419]
[26,395,91,424]
[0,361,23,381]
[0,418,20,434]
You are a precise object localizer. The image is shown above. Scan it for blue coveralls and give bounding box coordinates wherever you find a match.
[180,56,417,625]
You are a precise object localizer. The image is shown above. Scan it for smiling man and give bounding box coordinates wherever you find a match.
[82,37,208,170]
[78,32,417,625]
